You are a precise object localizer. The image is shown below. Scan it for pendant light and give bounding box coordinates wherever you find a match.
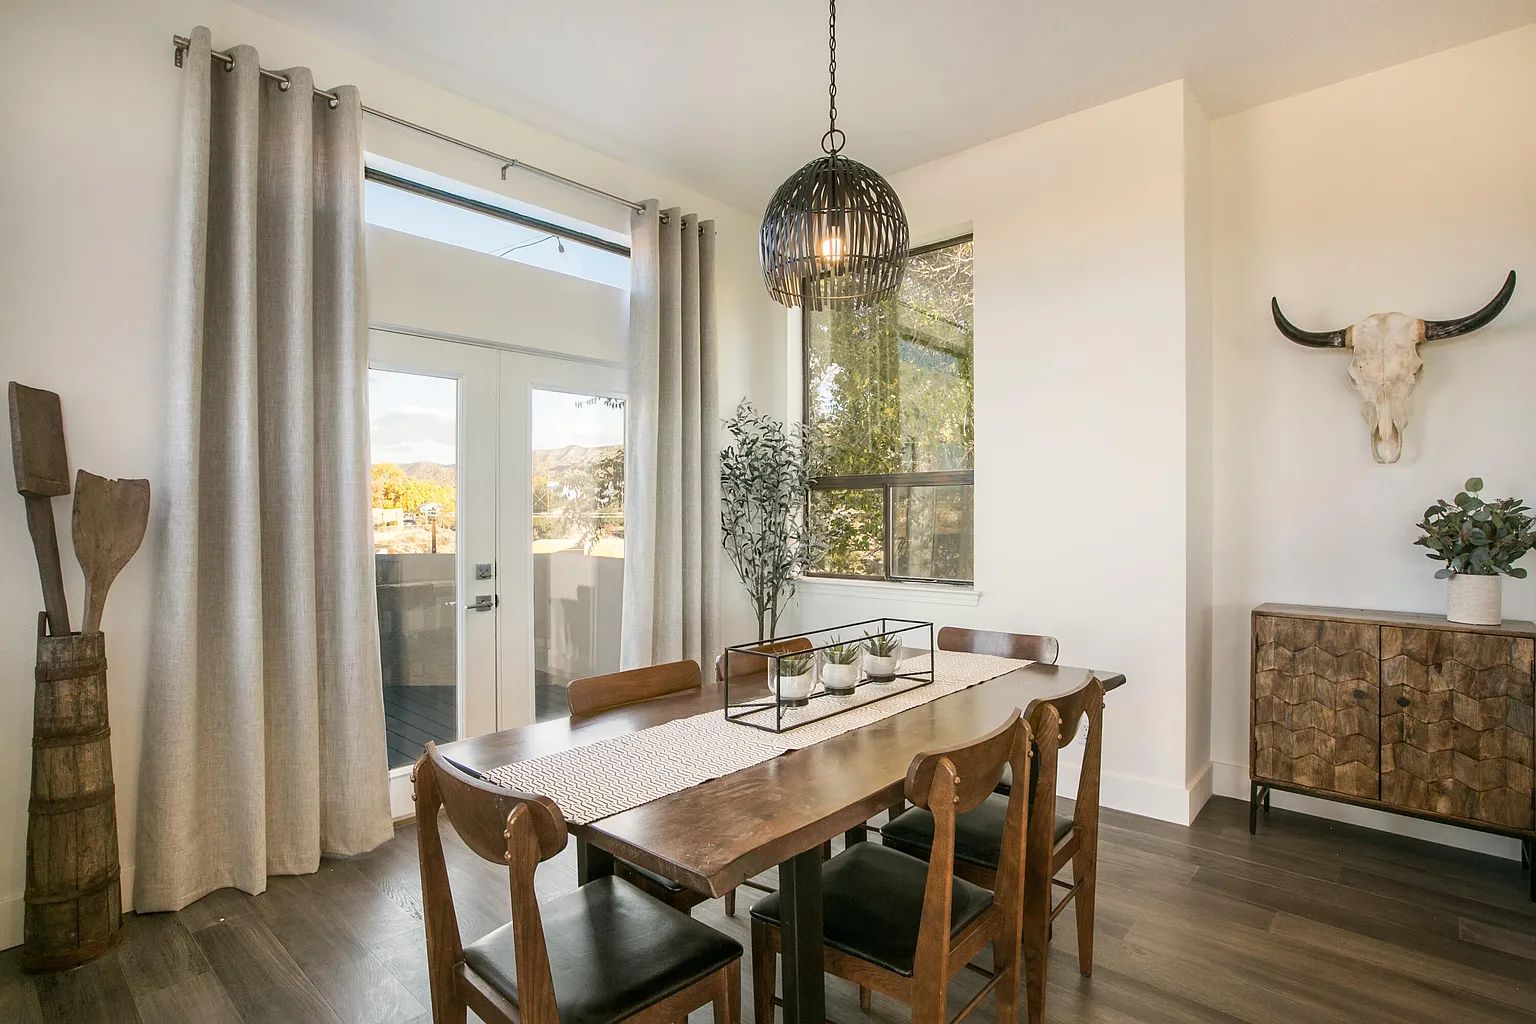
[759,0,910,310]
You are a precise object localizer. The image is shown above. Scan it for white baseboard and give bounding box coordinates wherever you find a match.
[1209,760,1523,862]
[1061,757,1205,826]
[1,864,135,953]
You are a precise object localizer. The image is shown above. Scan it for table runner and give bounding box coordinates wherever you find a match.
[483,649,1030,824]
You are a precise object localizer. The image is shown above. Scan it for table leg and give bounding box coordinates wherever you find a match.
[576,837,615,885]
[844,824,867,846]
[778,847,825,1024]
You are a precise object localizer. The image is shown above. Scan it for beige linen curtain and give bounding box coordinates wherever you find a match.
[621,203,721,671]
[135,27,391,912]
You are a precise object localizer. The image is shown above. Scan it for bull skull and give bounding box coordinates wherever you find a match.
[1272,272,1516,463]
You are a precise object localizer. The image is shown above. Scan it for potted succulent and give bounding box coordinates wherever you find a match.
[863,633,901,682]
[1415,477,1535,626]
[772,653,816,707]
[820,639,862,696]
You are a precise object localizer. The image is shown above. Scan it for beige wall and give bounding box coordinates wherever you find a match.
[0,0,781,947]
[1209,26,1536,857]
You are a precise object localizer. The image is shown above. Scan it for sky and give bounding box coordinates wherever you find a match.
[368,372,625,467]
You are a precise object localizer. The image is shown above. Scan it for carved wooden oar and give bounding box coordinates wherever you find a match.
[72,471,150,634]
[8,383,71,635]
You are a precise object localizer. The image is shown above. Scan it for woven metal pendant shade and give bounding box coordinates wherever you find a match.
[759,154,910,310]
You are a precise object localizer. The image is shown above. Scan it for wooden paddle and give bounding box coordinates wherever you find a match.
[8,383,71,636]
[72,470,150,634]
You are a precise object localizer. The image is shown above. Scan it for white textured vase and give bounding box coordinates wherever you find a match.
[821,661,860,695]
[773,671,815,706]
[863,652,898,682]
[1447,573,1502,626]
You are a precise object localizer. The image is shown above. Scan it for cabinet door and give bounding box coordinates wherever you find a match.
[1253,615,1380,799]
[1381,627,1534,831]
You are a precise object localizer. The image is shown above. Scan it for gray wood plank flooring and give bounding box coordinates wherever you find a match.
[2,796,1532,1023]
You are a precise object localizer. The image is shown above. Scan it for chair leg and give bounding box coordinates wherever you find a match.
[1072,845,1097,977]
[859,986,871,1011]
[713,960,741,1024]
[993,938,1020,1024]
[725,888,737,916]
[1022,909,1048,1024]
[751,919,776,1024]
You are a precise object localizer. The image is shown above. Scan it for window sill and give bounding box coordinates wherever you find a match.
[795,577,982,607]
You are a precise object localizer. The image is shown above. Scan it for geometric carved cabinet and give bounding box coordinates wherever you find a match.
[1250,604,1535,900]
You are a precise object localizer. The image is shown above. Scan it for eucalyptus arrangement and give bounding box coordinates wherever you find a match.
[1415,477,1535,625]
[719,401,825,641]
[821,638,863,695]
[863,633,901,682]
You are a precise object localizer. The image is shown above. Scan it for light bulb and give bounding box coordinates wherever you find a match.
[819,232,844,263]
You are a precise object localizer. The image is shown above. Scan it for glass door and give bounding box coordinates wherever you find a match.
[368,331,499,816]
[496,352,626,725]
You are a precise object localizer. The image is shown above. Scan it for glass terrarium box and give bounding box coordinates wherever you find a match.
[722,618,934,733]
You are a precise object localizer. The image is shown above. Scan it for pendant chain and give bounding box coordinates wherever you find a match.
[825,0,842,155]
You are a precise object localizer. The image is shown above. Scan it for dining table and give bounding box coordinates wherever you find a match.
[440,659,1127,1024]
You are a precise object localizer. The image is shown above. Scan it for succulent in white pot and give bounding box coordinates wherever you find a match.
[1415,477,1535,626]
[772,653,816,707]
[820,640,862,696]
[863,633,900,682]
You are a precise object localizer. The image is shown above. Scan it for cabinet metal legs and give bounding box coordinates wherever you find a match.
[1248,782,1271,834]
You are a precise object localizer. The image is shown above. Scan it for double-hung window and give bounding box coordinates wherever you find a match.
[803,235,974,584]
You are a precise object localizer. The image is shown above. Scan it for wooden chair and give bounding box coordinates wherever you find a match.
[749,711,1033,1024]
[882,676,1105,1024]
[936,626,1059,667]
[570,659,772,917]
[413,742,742,1024]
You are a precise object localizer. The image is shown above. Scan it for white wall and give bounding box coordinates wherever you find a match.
[787,83,1215,825]
[1209,26,1536,857]
[0,0,781,948]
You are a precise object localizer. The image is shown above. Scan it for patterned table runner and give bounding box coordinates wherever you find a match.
[483,649,1029,824]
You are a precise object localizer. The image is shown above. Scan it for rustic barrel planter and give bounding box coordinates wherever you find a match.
[22,614,122,971]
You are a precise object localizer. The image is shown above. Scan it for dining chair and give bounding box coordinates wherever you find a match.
[413,742,742,1024]
[570,659,774,917]
[881,676,1105,1024]
[749,711,1033,1024]
[937,627,1058,799]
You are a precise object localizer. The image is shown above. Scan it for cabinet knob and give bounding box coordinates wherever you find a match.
[1395,696,1410,708]
[1352,689,1367,701]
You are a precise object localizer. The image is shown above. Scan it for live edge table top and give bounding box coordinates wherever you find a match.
[440,662,1126,898]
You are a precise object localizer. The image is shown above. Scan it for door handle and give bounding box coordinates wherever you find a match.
[468,594,498,612]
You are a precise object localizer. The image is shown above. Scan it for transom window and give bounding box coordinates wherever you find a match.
[804,236,974,584]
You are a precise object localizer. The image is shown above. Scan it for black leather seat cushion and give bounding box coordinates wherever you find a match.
[748,842,993,977]
[463,876,741,1024]
[881,794,1073,872]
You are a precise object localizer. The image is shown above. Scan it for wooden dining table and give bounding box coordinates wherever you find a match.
[441,660,1126,1024]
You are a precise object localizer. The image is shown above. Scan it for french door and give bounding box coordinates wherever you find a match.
[368,329,624,815]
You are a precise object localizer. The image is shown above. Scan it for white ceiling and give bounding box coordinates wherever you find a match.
[233,0,1536,212]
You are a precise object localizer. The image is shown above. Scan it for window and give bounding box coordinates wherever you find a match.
[363,159,630,289]
[804,236,974,584]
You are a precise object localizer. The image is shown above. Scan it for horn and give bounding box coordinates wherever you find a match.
[1271,297,1348,348]
[1423,270,1517,341]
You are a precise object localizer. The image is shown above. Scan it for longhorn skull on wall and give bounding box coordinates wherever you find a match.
[1271,271,1517,464]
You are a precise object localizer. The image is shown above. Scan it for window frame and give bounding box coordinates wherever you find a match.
[801,234,976,586]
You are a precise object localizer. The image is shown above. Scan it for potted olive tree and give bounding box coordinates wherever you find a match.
[1415,477,1535,625]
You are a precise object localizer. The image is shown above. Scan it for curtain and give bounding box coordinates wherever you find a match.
[134,27,391,912]
[621,203,721,673]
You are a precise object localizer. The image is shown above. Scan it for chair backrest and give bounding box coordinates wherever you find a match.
[1046,677,1105,833]
[713,637,813,683]
[567,659,701,717]
[937,626,1059,665]
[903,711,1032,985]
[414,743,567,1023]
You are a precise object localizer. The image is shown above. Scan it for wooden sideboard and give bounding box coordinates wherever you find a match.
[1249,603,1535,900]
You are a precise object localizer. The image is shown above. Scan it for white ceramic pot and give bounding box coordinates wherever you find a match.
[863,652,898,682]
[1447,572,1502,626]
[821,661,861,695]
[773,670,816,706]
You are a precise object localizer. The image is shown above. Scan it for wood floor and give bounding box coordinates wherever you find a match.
[2,796,1532,1024]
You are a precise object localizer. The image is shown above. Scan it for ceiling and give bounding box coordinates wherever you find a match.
[233,0,1536,212]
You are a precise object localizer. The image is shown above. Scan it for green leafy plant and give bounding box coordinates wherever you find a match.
[1415,477,1535,579]
[720,401,826,640]
[823,639,862,665]
[777,653,813,677]
[865,633,900,657]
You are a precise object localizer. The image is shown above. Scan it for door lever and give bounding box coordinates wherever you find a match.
[468,593,498,612]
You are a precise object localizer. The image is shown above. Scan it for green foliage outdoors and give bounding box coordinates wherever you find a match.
[1415,477,1536,579]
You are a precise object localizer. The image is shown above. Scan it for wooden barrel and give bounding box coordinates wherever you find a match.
[22,613,122,971]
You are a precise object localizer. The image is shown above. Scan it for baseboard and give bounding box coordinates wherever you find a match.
[1,864,135,953]
[1060,757,1203,826]
[1209,760,1524,861]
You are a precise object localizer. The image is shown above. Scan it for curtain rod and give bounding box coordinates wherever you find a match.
[171,33,648,215]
